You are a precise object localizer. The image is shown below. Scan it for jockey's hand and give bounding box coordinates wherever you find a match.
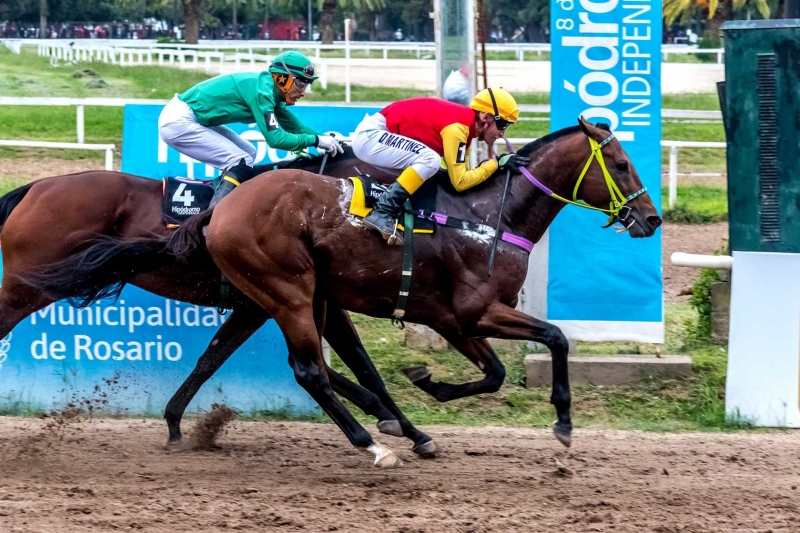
[316,135,344,156]
[498,153,530,172]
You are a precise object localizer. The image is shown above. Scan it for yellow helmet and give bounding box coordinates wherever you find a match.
[470,87,520,127]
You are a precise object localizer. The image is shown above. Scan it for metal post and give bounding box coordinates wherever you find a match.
[105,147,114,170]
[717,50,723,64]
[308,0,313,41]
[345,19,352,103]
[668,145,678,208]
[76,105,85,144]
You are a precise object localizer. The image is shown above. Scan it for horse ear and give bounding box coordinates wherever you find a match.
[578,116,592,137]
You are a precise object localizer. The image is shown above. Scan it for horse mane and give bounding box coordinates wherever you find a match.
[517,122,610,159]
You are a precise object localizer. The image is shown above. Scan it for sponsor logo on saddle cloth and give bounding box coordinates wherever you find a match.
[347,175,435,234]
[162,177,215,228]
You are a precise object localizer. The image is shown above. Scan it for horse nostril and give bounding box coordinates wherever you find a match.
[647,216,663,229]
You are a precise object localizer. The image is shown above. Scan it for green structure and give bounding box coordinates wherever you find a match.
[721,20,800,253]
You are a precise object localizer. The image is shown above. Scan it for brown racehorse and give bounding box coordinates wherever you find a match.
[23,119,661,467]
[0,150,442,456]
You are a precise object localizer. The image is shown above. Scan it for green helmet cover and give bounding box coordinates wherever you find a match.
[269,51,319,83]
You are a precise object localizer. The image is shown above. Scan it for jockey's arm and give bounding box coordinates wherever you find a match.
[440,123,499,192]
[253,100,318,152]
[274,104,320,136]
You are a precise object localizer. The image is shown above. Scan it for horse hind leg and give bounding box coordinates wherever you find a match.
[163,307,268,445]
[324,306,439,456]
[0,280,55,341]
[326,365,403,437]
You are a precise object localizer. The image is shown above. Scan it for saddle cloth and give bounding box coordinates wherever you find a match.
[162,176,215,228]
[348,175,436,234]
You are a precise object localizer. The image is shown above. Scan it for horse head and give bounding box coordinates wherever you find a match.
[572,117,662,238]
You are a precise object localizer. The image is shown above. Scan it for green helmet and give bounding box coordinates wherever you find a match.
[269,51,318,84]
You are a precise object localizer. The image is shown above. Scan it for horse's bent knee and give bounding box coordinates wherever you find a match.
[485,365,506,393]
[543,325,569,355]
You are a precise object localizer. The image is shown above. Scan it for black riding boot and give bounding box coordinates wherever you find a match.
[210,159,253,208]
[363,182,411,246]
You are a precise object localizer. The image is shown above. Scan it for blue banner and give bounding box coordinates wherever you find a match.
[121,104,380,179]
[0,281,316,416]
[549,0,663,341]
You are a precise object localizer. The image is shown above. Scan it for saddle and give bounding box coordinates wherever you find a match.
[348,174,436,234]
[162,176,215,228]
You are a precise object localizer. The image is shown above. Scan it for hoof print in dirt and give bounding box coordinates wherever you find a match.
[402,366,432,384]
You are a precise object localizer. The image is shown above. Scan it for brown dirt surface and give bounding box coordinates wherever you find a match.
[0,418,797,532]
[662,222,729,303]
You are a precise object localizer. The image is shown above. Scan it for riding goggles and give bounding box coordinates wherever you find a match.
[487,87,514,130]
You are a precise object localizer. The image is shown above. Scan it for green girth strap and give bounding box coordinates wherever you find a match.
[218,273,231,315]
[392,199,415,329]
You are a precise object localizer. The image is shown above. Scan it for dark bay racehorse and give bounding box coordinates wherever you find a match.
[24,119,661,467]
[0,151,443,456]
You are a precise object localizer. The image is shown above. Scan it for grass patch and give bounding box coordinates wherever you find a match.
[662,185,728,223]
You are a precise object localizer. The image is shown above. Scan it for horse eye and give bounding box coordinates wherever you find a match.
[615,161,629,172]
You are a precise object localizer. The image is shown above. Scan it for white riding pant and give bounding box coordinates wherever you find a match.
[158,96,257,171]
[351,113,441,180]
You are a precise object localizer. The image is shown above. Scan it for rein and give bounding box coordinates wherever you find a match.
[517,133,647,225]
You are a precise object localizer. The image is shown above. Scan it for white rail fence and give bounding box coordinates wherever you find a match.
[4,38,727,63]
[0,140,115,170]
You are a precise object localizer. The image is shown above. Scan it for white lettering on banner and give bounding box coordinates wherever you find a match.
[556,0,655,142]
[29,333,184,362]
[28,299,217,362]
[31,300,221,333]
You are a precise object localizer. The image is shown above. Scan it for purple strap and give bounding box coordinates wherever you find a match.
[417,211,534,253]
[518,166,553,197]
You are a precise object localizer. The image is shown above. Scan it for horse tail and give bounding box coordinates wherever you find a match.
[165,207,214,260]
[21,208,216,308]
[0,182,34,230]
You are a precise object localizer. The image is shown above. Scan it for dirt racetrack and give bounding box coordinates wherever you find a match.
[1,417,798,532]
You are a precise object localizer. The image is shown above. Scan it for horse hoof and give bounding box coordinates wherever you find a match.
[377,420,403,437]
[412,439,441,458]
[164,438,186,451]
[553,422,572,448]
[402,366,432,384]
[375,451,403,468]
[367,443,403,468]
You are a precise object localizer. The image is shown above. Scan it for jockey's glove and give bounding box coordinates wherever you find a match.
[316,135,345,156]
[498,153,531,172]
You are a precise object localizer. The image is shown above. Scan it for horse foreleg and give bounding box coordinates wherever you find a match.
[324,307,439,457]
[403,331,506,403]
[473,302,572,448]
[164,307,268,444]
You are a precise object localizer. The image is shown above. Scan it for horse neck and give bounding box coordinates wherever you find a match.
[506,135,589,244]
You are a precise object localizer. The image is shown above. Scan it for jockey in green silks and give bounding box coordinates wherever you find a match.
[158,50,343,206]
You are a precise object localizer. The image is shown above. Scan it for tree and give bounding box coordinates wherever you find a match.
[181,0,203,43]
[316,0,386,44]
[663,0,772,44]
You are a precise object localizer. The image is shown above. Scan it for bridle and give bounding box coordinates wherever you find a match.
[512,132,648,231]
